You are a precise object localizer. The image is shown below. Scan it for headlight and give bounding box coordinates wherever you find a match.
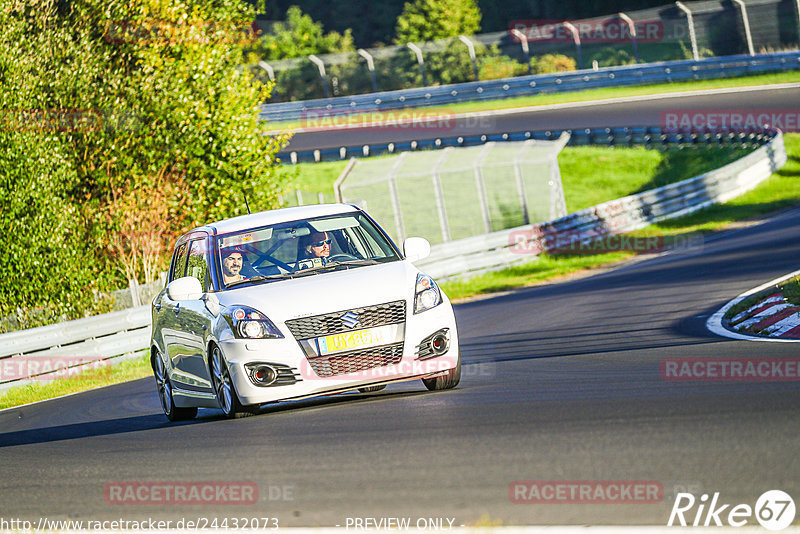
[414,273,442,314]
[223,305,284,339]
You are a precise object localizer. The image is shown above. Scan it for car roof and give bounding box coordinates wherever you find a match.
[193,203,361,237]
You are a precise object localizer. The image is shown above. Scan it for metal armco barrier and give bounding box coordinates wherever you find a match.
[0,306,150,392]
[262,51,800,124]
[414,128,786,281]
[281,125,778,164]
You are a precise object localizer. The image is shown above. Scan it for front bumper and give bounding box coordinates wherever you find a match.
[220,300,459,405]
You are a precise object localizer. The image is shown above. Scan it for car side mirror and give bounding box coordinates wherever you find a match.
[167,276,203,301]
[403,237,431,263]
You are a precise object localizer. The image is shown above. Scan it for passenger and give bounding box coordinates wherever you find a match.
[220,247,249,285]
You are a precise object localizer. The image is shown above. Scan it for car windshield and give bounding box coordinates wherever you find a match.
[215,212,401,288]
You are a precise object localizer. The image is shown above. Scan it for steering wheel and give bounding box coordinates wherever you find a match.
[327,253,359,262]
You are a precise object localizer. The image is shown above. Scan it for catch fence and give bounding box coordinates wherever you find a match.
[332,136,569,246]
[256,0,800,103]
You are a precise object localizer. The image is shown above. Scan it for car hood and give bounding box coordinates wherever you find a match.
[216,260,420,322]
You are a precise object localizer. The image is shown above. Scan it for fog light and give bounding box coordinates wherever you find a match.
[430,333,449,355]
[250,364,277,386]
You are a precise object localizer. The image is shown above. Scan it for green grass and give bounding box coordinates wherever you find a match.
[0,353,152,411]
[440,252,634,300]
[268,71,800,131]
[780,276,800,306]
[283,145,756,213]
[558,146,751,212]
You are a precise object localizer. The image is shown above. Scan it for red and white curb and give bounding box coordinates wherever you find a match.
[707,269,800,342]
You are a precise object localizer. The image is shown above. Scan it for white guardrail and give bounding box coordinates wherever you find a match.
[0,307,150,393]
[0,129,786,392]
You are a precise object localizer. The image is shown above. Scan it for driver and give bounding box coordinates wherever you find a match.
[299,231,331,262]
[220,246,249,285]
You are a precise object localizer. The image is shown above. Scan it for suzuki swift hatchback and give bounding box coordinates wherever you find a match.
[150,204,460,421]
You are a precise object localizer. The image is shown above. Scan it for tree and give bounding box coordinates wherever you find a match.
[0,0,290,328]
[250,6,354,61]
[395,0,482,44]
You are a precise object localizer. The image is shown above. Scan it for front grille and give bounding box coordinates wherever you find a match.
[285,300,406,340]
[307,342,404,377]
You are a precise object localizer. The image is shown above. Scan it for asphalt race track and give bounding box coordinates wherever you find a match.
[283,84,800,153]
[2,208,800,527]
[1,86,799,528]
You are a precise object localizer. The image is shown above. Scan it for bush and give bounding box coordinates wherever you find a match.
[530,54,577,74]
[479,55,528,80]
[395,0,482,44]
[590,47,636,68]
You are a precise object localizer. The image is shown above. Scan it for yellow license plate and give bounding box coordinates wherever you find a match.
[318,326,390,355]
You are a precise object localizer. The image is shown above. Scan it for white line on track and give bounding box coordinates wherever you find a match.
[268,82,800,135]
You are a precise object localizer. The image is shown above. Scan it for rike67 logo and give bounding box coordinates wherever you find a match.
[668,490,795,530]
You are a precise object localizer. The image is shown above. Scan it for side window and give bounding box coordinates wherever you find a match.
[170,242,189,282]
[186,239,210,291]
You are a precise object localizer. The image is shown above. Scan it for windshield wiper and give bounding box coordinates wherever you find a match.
[291,264,340,277]
[225,273,294,287]
[292,259,380,277]
[328,259,380,267]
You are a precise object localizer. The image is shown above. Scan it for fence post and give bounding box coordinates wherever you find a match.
[357,49,378,92]
[473,143,493,233]
[731,0,755,56]
[432,148,452,242]
[296,190,304,206]
[406,43,427,87]
[675,2,699,61]
[514,141,534,226]
[618,13,639,63]
[258,61,275,81]
[562,22,583,69]
[509,29,531,73]
[334,157,358,202]
[458,35,479,81]
[388,152,409,243]
[796,0,800,45]
[308,54,330,98]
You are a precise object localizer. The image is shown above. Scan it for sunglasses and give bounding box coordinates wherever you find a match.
[312,239,332,247]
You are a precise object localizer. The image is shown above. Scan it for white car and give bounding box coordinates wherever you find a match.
[150,204,460,421]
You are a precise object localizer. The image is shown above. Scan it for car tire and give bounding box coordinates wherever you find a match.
[358,385,387,393]
[210,345,258,419]
[422,349,461,391]
[153,353,197,422]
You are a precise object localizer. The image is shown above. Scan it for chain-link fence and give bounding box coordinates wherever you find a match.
[254,0,800,102]
[333,136,569,246]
